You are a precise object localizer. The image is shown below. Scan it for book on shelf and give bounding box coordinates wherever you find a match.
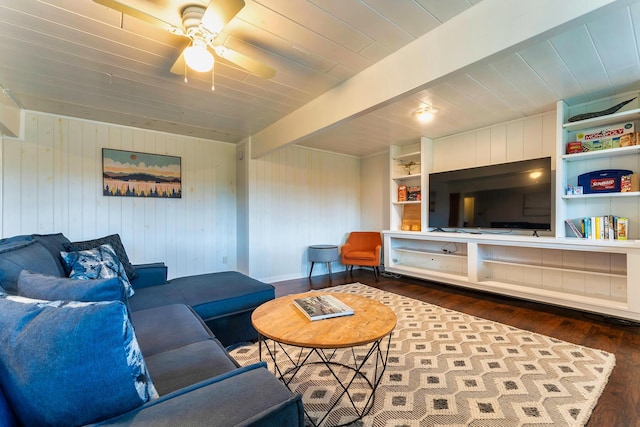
[569,215,629,240]
[565,219,584,238]
[292,295,354,321]
[407,186,421,201]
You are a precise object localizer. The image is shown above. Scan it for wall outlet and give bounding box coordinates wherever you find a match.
[222,256,228,264]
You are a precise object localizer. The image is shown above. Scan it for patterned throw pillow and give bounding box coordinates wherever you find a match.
[0,294,158,426]
[63,234,138,280]
[61,244,135,297]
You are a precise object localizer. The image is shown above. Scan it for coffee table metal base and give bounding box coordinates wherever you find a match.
[259,334,392,427]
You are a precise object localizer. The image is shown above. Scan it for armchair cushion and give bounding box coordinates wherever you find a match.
[341,232,382,267]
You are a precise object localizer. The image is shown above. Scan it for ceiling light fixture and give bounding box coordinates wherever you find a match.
[414,104,438,122]
[184,39,214,72]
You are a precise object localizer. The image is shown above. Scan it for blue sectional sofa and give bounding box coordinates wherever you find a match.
[0,233,304,426]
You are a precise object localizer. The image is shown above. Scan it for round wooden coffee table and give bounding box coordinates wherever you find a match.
[252,292,396,427]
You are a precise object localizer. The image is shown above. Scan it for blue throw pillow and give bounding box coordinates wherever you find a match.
[61,244,134,297]
[0,294,158,426]
[63,234,138,280]
[17,270,127,305]
[0,238,61,294]
[32,233,71,277]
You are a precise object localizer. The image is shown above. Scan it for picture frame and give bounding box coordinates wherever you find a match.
[102,148,182,198]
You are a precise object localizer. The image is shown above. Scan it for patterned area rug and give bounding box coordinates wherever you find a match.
[230,283,615,426]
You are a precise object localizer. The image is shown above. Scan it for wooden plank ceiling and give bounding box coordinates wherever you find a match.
[1,0,640,157]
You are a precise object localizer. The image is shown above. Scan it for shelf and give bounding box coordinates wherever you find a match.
[384,230,639,321]
[392,200,421,205]
[392,173,421,181]
[478,279,627,306]
[395,247,466,258]
[562,191,640,199]
[393,151,421,161]
[562,145,640,161]
[387,263,468,282]
[562,107,640,131]
[483,259,626,278]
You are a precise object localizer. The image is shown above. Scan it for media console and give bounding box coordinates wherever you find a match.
[383,231,640,322]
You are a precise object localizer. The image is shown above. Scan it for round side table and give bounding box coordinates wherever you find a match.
[308,245,339,278]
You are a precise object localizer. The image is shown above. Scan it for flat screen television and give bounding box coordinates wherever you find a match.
[428,157,552,232]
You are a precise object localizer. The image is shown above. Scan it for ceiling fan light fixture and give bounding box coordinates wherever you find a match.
[184,40,214,72]
[414,105,438,122]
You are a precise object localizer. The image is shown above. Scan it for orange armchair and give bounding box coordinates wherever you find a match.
[341,232,382,279]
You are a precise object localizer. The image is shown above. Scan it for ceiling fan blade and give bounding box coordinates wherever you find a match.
[201,0,245,35]
[92,0,179,29]
[214,46,275,79]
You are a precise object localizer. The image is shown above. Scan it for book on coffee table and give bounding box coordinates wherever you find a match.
[293,295,354,321]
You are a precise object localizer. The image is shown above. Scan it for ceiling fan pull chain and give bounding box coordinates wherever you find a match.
[211,67,215,91]
[184,61,188,84]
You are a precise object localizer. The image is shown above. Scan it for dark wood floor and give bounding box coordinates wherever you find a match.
[272,269,640,427]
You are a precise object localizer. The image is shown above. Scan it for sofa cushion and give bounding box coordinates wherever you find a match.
[31,233,71,277]
[131,304,214,357]
[169,271,275,321]
[61,244,134,298]
[17,270,127,304]
[64,233,138,280]
[128,282,186,311]
[0,238,61,293]
[0,294,158,426]
[99,364,304,427]
[143,340,239,395]
[130,262,168,289]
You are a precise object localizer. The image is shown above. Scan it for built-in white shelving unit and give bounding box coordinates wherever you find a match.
[384,231,640,321]
[389,138,431,232]
[384,92,640,322]
[556,93,640,240]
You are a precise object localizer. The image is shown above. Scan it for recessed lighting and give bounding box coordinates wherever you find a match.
[414,105,438,122]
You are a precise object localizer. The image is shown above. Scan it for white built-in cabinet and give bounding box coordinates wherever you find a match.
[389,138,431,232]
[384,92,640,322]
[384,232,640,321]
[556,93,640,239]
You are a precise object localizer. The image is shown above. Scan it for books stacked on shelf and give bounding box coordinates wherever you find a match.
[407,185,421,201]
[565,216,628,240]
[292,295,354,321]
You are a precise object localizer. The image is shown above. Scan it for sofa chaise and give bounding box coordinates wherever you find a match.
[0,233,304,426]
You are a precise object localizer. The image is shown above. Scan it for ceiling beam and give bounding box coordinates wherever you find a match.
[0,85,23,138]
[250,0,623,158]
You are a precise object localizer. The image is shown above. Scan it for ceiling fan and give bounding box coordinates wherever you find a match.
[93,0,275,89]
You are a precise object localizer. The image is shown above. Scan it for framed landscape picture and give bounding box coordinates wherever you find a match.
[102,149,182,198]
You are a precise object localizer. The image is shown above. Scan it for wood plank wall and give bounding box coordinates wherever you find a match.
[246,144,362,282]
[1,109,560,283]
[433,111,557,172]
[1,111,236,279]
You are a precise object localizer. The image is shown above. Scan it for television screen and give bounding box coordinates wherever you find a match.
[428,157,552,231]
